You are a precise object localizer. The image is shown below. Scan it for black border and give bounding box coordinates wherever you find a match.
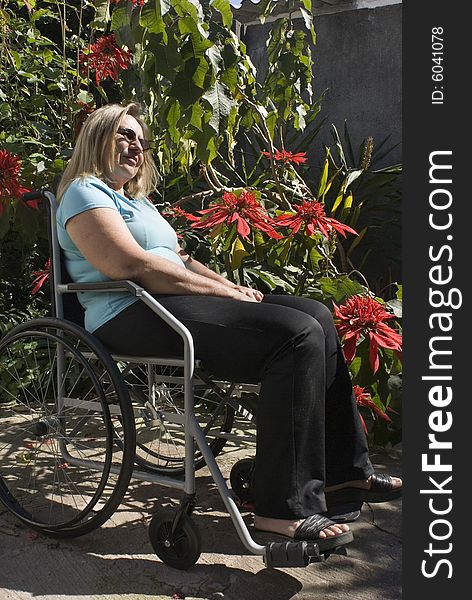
[403,2,467,596]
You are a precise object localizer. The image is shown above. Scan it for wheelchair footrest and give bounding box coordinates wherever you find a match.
[263,541,324,568]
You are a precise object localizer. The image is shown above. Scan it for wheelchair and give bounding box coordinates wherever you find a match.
[0,190,325,570]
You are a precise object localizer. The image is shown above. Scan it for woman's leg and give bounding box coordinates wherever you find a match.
[95,294,332,518]
[262,295,374,485]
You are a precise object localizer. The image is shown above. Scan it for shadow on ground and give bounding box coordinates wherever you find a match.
[0,448,402,600]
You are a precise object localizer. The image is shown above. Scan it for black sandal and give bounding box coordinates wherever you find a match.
[324,503,362,523]
[325,473,402,509]
[255,514,354,553]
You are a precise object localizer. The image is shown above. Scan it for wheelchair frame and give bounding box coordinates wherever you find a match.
[0,189,324,569]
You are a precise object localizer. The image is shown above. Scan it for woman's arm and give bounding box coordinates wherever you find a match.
[177,245,264,302]
[65,208,259,302]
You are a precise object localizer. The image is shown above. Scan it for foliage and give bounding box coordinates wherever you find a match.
[0,0,94,311]
[100,0,316,179]
[0,0,94,200]
[324,123,402,292]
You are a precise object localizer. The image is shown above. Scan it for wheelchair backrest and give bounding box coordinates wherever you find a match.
[59,253,86,327]
[26,190,85,327]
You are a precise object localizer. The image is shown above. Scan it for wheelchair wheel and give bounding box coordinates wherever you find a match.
[149,508,201,570]
[0,318,135,537]
[115,364,235,475]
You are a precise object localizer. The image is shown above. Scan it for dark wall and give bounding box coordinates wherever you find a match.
[243,4,402,169]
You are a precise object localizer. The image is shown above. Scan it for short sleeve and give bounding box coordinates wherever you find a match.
[58,177,119,229]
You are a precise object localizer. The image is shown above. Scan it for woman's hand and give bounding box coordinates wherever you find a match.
[177,245,264,302]
[234,286,264,302]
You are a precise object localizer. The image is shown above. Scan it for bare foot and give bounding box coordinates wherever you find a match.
[254,515,350,538]
[325,474,402,493]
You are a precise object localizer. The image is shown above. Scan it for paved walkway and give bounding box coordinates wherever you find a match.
[0,447,401,600]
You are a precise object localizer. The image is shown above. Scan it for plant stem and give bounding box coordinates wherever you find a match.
[240,93,292,211]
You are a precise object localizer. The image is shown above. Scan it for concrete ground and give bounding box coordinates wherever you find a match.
[0,446,401,600]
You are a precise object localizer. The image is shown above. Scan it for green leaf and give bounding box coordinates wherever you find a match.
[90,0,110,31]
[331,187,345,214]
[165,100,182,144]
[319,276,366,303]
[221,222,237,252]
[169,71,204,107]
[349,356,362,378]
[77,90,94,104]
[189,103,203,131]
[160,0,172,15]
[206,44,223,76]
[174,0,205,27]
[343,192,353,209]
[202,81,233,133]
[220,65,238,93]
[317,153,330,198]
[185,54,209,89]
[152,37,183,77]
[265,110,277,140]
[140,4,166,37]
[193,124,219,163]
[308,246,323,270]
[294,103,307,131]
[387,298,402,318]
[302,1,313,14]
[256,270,294,293]
[230,237,250,270]
[111,6,132,31]
[211,0,233,28]
[0,102,12,118]
[344,169,364,190]
[10,50,21,70]
[0,9,10,26]
[240,108,255,130]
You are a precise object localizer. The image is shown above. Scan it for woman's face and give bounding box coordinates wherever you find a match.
[110,114,146,191]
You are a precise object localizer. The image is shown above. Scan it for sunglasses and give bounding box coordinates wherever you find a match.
[116,127,151,151]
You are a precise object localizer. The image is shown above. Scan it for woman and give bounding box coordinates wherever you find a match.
[56,102,401,552]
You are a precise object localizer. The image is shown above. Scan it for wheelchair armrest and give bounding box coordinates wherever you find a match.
[59,280,195,361]
[22,190,46,202]
[60,280,145,297]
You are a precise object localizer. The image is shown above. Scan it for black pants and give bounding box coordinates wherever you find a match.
[95,294,373,519]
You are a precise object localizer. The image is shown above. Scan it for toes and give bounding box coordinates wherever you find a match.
[390,476,402,490]
[319,524,349,538]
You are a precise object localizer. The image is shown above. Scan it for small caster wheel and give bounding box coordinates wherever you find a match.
[230,458,256,506]
[149,508,201,570]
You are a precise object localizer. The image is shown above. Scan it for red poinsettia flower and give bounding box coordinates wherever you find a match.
[79,34,132,86]
[0,149,31,216]
[191,190,283,240]
[262,149,308,165]
[333,295,402,373]
[353,385,392,434]
[162,206,200,222]
[32,259,51,295]
[274,199,357,239]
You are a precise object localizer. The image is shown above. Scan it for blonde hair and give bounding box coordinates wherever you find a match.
[57,102,159,200]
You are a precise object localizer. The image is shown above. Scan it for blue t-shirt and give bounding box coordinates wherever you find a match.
[56,176,186,332]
